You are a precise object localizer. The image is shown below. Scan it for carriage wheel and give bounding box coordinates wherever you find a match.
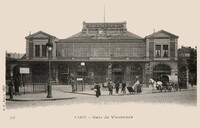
[174,84,179,91]
[168,86,172,92]
[163,87,167,92]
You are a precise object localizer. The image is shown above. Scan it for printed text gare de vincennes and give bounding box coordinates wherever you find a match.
[74,115,134,119]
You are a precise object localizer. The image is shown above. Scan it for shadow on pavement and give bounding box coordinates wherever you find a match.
[6,97,76,102]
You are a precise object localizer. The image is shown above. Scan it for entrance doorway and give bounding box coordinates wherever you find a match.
[112,64,124,82]
[58,64,69,84]
[113,71,124,82]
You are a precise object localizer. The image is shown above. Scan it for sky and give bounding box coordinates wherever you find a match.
[0,0,199,53]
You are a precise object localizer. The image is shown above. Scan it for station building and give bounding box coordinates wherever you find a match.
[9,21,179,87]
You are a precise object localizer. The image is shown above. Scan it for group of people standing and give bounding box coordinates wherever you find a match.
[69,73,141,98]
[107,80,126,95]
[7,78,21,100]
[91,80,127,98]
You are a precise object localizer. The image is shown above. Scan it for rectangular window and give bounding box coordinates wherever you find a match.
[35,45,40,57]
[163,45,169,57]
[155,45,161,57]
[42,45,47,57]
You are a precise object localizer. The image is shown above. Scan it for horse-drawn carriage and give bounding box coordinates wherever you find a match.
[127,80,142,94]
[149,75,179,93]
[161,75,179,92]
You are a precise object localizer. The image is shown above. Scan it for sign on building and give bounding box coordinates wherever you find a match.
[20,67,30,74]
[77,78,83,81]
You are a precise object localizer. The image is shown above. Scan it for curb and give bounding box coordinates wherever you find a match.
[6,97,76,102]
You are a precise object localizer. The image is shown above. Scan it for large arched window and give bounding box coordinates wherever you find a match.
[153,64,171,81]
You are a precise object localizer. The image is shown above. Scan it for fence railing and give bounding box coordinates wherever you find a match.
[6,82,47,94]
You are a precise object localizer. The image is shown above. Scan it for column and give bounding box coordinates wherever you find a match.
[106,63,112,81]
[55,64,59,83]
[145,62,152,87]
[124,65,131,82]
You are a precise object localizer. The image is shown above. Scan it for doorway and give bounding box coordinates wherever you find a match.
[113,71,124,82]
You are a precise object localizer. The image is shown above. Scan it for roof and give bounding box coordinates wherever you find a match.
[61,31,143,41]
[6,52,25,59]
[60,22,143,42]
[25,31,56,39]
[145,30,179,39]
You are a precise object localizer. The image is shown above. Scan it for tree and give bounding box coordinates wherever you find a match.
[187,48,197,85]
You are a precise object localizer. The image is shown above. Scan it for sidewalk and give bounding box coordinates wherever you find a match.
[6,89,77,101]
[55,85,196,95]
[6,85,196,101]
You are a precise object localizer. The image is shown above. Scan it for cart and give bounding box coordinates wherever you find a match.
[127,80,142,94]
[161,75,179,92]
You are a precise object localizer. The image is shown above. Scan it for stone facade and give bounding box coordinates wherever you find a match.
[16,22,178,87]
[145,30,178,82]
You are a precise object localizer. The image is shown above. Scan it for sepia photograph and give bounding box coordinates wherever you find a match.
[0,0,199,128]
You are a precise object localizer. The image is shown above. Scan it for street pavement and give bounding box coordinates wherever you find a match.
[6,85,197,109]
[5,85,145,100]
[5,85,162,101]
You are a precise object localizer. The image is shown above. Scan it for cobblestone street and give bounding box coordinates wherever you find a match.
[6,85,197,109]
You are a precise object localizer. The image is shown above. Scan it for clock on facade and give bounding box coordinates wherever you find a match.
[98,30,104,35]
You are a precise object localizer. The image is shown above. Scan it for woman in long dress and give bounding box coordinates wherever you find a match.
[93,84,101,98]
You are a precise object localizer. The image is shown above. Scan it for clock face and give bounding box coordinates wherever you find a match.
[98,30,104,34]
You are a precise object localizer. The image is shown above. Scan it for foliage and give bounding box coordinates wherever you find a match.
[187,48,197,85]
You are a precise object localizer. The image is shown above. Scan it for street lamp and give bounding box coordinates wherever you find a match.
[46,38,53,98]
[81,62,85,91]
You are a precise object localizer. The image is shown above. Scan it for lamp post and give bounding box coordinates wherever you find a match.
[81,62,85,91]
[46,38,53,98]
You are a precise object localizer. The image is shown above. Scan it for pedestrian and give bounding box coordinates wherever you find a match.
[108,80,113,95]
[190,75,194,87]
[70,75,75,92]
[93,83,101,98]
[133,79,141,93]
[115,81,120,94]
[8,79,14,100]
[121,81,126,94]
[14,78,20,95]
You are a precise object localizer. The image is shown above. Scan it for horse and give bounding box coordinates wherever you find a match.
[149,78,163,93]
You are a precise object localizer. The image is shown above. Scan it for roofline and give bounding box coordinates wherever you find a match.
[58,38,145,43]
[145,29,179,39]
[60,29,144,41]
[25,31,57,39]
